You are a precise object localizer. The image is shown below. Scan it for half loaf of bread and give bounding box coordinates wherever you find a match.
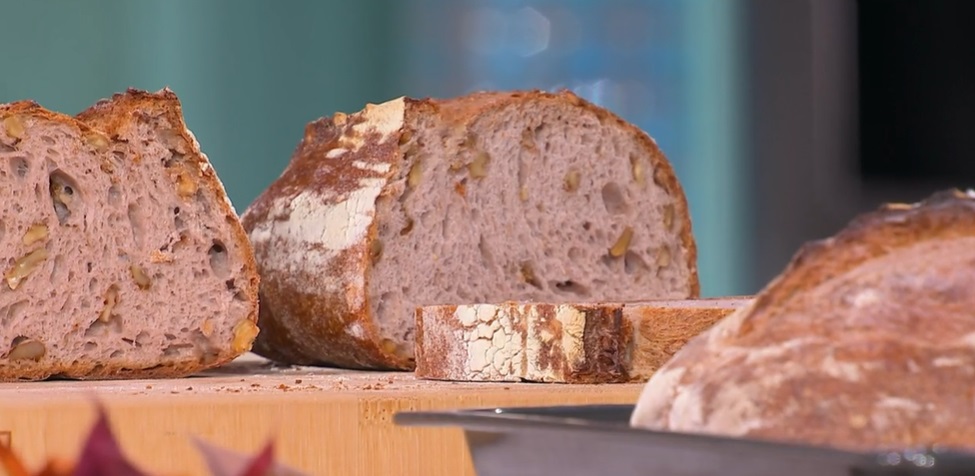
[0,89,260,381]
[242,90,699,370]
[631,189,975,452]
[415,297,750,383]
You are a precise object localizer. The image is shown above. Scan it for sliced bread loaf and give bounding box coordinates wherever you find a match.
[242,90,699,370]
[631,189,975,451]
[415,297,750,383]
[0,89,259,381]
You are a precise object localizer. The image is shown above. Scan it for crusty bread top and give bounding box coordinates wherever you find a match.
[631,189,975,451]
[242,89,700,370]
[0,88,260,380]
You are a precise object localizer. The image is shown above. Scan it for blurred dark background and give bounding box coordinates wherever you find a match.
[1,0,970,297]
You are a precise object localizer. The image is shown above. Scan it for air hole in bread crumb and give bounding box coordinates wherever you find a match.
[83,342,97,351]
[552,280,590,297]
[624,251,648,275]
[376,292,392,319]
[478,236,494,267]
[51,254,63,280]
[208,240,230,278]
[127,202,145,247]
[10,156,27,178]
[49,170,78,225]
[195,189,211,214]
[601,182,629,215]
[135,331,150,347]
[108,184,120,204]
[163,152,183,169]
[190,329,217,357]
[0,300,28,328]
[164,333,177,340]
[109,350,123,358]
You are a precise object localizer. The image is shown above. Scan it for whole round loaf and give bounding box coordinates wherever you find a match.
[631,189,975,452]
[242,90,699,370]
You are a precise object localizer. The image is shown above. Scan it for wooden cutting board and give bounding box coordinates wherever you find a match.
[0,354,643,475]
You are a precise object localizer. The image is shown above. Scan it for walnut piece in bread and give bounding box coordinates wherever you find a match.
[0,89,259,381]
[415,298,750,383]
[631,189,975,452]
[242,90,699,370]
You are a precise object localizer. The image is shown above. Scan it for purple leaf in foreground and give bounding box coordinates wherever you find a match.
[193,437,309,476]
[72,404,148,476]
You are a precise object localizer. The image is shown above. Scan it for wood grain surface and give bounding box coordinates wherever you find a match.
[0,354,643,475]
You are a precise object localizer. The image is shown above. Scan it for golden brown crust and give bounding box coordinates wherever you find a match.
[242,107,404,370]
[0,88,260,380]
[632,189,975,451]
[739,189,975,339]
[244,89,699,371]
[627,302,744,381]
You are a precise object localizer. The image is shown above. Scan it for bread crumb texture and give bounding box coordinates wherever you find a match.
[0,89,259,381]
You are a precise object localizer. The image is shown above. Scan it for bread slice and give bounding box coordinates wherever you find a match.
[631,189,975,451]
[415,297,750,383]
[242,90,700,370]
[0,88,260,381]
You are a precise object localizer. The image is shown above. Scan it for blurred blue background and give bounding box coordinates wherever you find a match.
[4,0,968,297]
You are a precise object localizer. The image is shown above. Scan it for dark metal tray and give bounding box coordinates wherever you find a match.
[394,404,975,476]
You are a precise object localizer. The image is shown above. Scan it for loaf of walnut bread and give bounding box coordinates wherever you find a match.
[415,297,750,383]
[631,189,975,452]
[242,90,699,370]
[0,89,259,381]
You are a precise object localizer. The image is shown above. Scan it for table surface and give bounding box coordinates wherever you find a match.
[0,354,645,475]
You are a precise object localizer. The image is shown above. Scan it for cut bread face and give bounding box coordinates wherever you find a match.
[243,90,699,370]
[0,89,259,381]
[415,298,750,383]
[631,189,975,452]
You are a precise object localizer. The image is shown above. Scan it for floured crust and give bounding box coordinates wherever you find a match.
[415,298,748,383]
[241,98,409,369]
[242,89,698,370]
[631,189,975,451]
[0,89,260,380]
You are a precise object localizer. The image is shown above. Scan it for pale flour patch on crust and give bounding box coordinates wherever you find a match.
[252,178,384,263]
[338,97,406,152]
[352,160,392,174]
[462,304,522,380]
[554,305,586,368]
